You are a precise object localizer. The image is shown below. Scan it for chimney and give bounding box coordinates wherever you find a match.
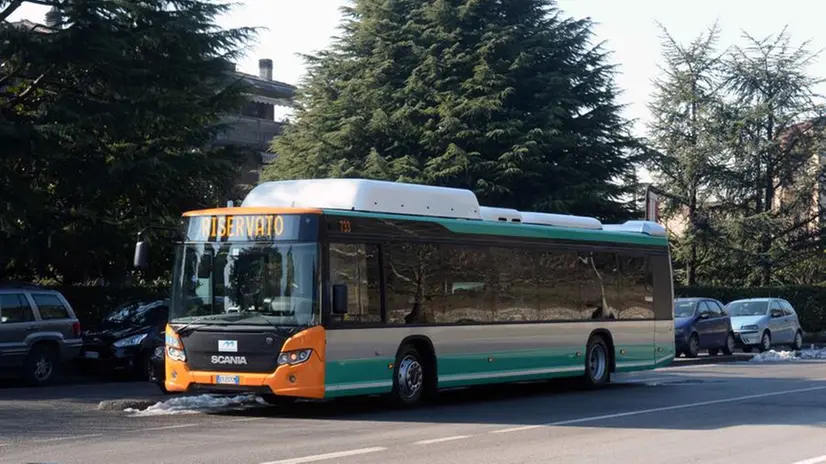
[259,58,273,81]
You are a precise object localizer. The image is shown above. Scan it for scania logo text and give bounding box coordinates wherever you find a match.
[211,355,248,365]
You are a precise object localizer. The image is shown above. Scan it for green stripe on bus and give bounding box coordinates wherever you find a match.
[321,210,668,246]
[324,344,668,397]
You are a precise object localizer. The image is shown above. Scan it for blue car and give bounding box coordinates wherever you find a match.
[674,298,735,358]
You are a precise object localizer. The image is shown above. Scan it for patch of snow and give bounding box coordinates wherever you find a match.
[124,394,260,417]
[749,348,826,363]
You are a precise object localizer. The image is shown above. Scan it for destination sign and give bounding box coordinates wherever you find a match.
[185,214,318,242]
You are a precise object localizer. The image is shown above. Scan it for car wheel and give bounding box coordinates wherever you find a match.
[582,334,611,388]
[758,331,771,352]
[722,332,735,355]
[686,333,700,358]
[391,344,426,407]
[23,344,59,386]
[792,330,803,351]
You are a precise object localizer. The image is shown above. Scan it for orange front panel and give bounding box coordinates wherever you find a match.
[164,325,327,399]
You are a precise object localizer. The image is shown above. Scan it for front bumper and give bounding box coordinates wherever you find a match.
[733,331,760,346]
[77,343,143,371]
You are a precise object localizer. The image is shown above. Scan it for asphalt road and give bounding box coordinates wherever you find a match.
[2,359,826,464]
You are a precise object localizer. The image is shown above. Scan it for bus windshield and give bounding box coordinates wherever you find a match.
[169,242,319,327]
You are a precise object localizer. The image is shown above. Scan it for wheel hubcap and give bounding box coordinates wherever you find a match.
[397,355,423,400]
[34,356,52,380]
[795,333,802,347]
[727,334,734,351]
[589,344,607,380]
[690,336,698,353]
[763,334,770,349]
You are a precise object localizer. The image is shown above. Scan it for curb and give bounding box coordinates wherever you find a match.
[670,354,755,366]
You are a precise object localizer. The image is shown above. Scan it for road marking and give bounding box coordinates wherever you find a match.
[41,434,103,442]
[142,423,199,431]
[229,417,262,423]
[490,384,826,434]
[413,435,471,445]
[260,447,387,464]
[792,455,826,464]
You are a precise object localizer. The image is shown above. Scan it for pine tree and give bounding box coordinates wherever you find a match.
[718,27,826,285]
[264,0,644,221]
[645,22,728,285]
[0,0,256,283]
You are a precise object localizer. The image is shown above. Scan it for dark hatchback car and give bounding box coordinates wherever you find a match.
[78,299,168,380]
[674,297,735,358]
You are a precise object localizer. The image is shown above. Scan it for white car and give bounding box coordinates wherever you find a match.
[726,298,804,352]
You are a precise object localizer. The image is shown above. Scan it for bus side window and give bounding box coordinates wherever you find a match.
[384,242,443,325]
[328,243,381,324]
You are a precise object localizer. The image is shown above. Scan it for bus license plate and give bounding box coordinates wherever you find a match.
[216,375,240,385]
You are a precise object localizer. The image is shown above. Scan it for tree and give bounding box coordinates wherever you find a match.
[1,0,256,284]
[717,27,826,285]
[264,0,646,221]
[645,22,729,285]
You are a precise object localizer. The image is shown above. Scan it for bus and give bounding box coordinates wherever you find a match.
[134,178,675,406]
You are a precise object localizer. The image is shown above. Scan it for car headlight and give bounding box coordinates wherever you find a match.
[278,349,313,365]
[113,333,148,348]
[741,324,759,331]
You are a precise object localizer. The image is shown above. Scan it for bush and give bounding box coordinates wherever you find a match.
[51,285,169,330]
[676,285,826,333]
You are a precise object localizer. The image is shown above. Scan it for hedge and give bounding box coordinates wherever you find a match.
[52,285,169,330]
[45,284,826,333]
[675,285,826,333]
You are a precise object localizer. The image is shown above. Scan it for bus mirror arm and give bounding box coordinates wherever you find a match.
[133,225,182,269]
[332,284,348,315]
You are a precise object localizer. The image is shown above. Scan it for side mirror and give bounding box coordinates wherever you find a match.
[699,312,710,319]
[332,284,348,315]
[134,240,149,269]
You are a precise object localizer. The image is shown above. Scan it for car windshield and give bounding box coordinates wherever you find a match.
[169,242,319,326]
[103,301,162,329]
[674,300,696,318]
[725,300,768,317]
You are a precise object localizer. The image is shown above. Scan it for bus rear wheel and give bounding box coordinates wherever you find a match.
[582,335,611,389]
[390,344,425,407]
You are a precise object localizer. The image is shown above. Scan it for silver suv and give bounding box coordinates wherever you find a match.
[0,283,83,385]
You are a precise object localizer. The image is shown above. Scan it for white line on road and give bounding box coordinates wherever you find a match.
[490,383,826,434]
[260,447,387,464]
[142,424,199,431]
[228,417,263,423]
[41,434,103,442]
[792,455,826,464]
[413,435,471,445]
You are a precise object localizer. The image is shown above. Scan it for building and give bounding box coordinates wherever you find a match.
[216,58,296,194]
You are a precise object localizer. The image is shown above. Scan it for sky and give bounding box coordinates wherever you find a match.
[9,0,826,144]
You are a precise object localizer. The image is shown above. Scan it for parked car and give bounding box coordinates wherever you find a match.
[673,297,735,358]
[726,298,804,352]
[0,282,83,385]
[78,299,168,380]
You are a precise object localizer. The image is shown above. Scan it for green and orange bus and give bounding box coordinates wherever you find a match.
[134,178,675,406]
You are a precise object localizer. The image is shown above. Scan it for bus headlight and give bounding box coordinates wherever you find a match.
[167,346,186,362]
[165,332,186,361]
[278,349,313,365]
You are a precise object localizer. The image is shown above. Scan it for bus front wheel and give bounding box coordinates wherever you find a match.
[582,335,611,389]
[390,344,425,407]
